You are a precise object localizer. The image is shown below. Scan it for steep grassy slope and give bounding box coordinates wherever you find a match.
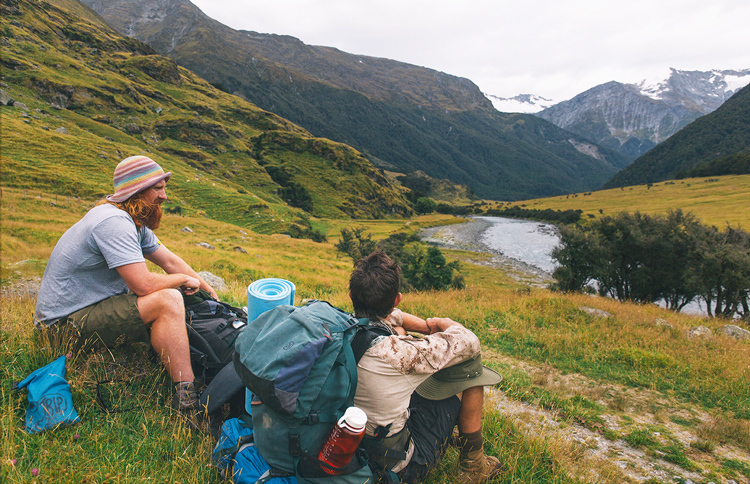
[72,0,629,201]
[1,0,411,230]
[604,84,750,188]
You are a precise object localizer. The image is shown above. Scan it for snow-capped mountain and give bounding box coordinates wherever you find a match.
[484,93,556,113]
[536,68,750,161]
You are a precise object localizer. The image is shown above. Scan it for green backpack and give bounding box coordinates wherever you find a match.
[233,300,374,484]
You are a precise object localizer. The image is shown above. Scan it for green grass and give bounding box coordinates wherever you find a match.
[4,191,750,483]
[491,174,750,230]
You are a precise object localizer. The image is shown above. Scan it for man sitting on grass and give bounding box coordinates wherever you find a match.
[34,155,217,414]
[349,251,503,484]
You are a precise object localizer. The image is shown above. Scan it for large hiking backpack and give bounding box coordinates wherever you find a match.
[184,290,248,383]
[183,291,248,419]
[233,300,374,484]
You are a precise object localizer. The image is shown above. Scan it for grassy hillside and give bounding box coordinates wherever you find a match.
[2,187,750,484]
[494,174,750,230]
[1,0,411,229]
[604,84,750,189]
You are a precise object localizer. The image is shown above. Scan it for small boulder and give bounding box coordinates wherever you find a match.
[197,271,227,293]
[196,242,214,250]
[717,325,750,341]
[0,88,13,106]
[233,246,247,254]
[181,226,193,233]
[654,318,673,329]
[687,326,712,339]
[580,307,612,319]
[55,127,67,134]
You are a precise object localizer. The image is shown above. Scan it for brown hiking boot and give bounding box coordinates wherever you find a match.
[171,381,204,430]
[457,448,503,484]
[171,381,199,411]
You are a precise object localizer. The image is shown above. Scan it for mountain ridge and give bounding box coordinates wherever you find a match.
[603,83,750,188]
[536,69,750,161]
[74,0,628,201]
[1,0,412,231]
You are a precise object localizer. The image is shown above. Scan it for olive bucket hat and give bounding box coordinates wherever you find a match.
[415,355,502,401]
[106,156,172,203]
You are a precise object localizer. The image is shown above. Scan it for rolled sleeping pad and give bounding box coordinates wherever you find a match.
[247,278,296,321]
[245,278,296,414]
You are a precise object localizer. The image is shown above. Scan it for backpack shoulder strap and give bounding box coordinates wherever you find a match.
[351,323,393,363]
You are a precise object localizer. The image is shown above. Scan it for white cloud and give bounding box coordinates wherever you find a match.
[191,0,750,100]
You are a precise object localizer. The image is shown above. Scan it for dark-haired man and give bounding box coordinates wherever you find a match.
[349,251,503,484]
[35,155,217,412]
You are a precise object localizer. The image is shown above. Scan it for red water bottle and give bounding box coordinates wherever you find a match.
[318,406,367,475]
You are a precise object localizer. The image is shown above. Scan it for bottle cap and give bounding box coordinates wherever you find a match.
[340,406,367,430]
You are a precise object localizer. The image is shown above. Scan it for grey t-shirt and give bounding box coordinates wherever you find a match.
[34,203,161,324]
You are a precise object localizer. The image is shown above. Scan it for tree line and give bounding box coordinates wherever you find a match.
[552,210,749,320]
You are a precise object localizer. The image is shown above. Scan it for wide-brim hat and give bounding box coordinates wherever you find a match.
[106,155,172,203]
[415,355,502,401]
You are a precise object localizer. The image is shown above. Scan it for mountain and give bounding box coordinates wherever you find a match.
[536,69,750,161]
[603,83,750,188]
[485,93,556,114]
[72,0,628,201]
[0,0,412,233]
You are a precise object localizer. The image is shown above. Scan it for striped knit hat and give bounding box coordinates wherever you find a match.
[106,156,172,202]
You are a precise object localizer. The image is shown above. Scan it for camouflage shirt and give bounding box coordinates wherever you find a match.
[353,318,480,438]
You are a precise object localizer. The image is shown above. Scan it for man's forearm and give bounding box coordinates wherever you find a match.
[149,248,217,298]
[401,312,430,334]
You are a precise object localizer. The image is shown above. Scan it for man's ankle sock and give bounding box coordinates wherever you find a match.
[458,429,483,454]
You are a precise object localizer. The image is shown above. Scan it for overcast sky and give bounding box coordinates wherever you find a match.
[190,0,750,102]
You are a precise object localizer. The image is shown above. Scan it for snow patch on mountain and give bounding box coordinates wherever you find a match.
[725,73,750,92]
[636,68,750,102]
[484,93,556,113]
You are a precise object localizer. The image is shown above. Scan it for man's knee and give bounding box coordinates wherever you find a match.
[137,288,185,323]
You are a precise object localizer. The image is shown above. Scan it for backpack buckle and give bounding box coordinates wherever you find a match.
[306,413,320,425]
[289,433,301,457]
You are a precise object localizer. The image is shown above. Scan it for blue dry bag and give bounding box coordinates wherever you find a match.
[14,355,80,433]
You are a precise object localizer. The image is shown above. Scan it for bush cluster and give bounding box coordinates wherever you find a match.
[335,228,464,291]
[551,210,750,320]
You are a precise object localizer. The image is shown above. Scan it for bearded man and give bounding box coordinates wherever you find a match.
[34,155,217,412]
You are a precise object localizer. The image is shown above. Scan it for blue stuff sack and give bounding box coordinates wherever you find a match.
[14,355,80,433]
[212,416,297,484]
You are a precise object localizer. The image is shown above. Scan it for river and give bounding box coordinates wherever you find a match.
[419,216,559,286]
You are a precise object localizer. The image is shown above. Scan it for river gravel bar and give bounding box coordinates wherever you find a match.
[419,218,554,287]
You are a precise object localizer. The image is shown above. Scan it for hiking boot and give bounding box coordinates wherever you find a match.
[171,381,199,411]
[171,381,206,430]
[457,448,503,484]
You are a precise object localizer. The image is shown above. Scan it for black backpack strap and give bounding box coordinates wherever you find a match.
[351,324,392,363]
[255,468,295,484]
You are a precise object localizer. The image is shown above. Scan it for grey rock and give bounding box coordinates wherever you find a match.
[0,88,12,106]
[14,101,28,110]
[717,325,750,340]
[687,326,712,338]
[55,127,68,134]
[654,318,673,329]
[181,226,193,233]
[233,246,247,253]
[197,271,227,293]
[580,307,612,318]
[196,242,214,250]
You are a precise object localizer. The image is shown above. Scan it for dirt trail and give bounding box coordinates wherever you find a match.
[486,353,750,484]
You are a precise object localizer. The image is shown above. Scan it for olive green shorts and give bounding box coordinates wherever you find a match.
[65,292,150,350]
